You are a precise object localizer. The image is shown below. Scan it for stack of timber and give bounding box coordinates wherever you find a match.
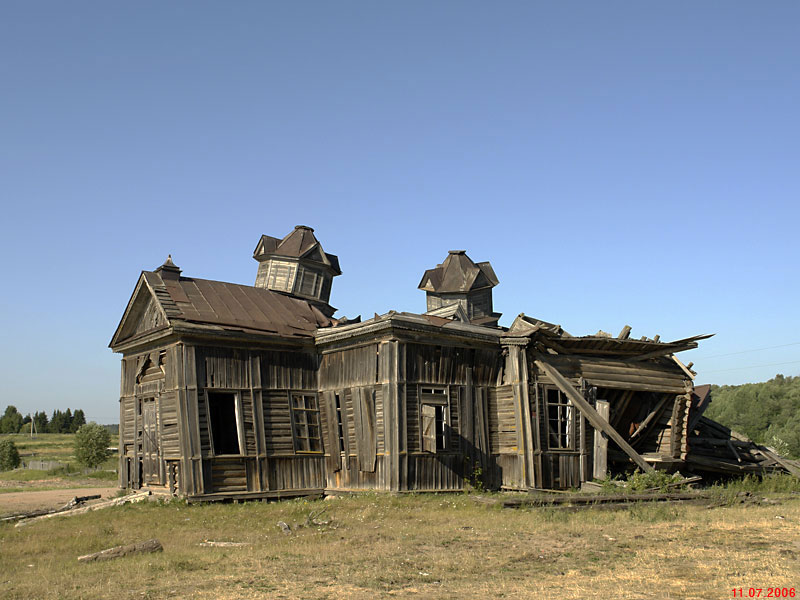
[687,416,800,477]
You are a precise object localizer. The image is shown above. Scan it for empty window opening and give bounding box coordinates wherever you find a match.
[291,393,322,453]
[207,392,241,455]
[546,388,574,450]
[334,393,345,453]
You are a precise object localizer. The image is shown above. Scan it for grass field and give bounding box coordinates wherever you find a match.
[2,484,799,600]
[0,433,117,493]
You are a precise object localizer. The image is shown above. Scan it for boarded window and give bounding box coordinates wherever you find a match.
[545,388,574,450]
[266,260,297,292]
[290,393,322,453]
[207,392,242,455]
[420,386,449,453]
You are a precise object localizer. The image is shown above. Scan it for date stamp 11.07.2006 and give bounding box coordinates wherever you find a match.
[733,589,796,598]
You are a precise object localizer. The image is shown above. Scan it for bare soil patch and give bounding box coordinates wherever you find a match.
[0,486,117,516]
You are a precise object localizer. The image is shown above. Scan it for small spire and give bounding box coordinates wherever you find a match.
[155,254,181,279]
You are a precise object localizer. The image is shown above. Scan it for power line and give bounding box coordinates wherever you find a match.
[692,341,800,360]
[701,359,800,374]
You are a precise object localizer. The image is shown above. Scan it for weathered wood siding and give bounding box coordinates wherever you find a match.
[318,342,392,491]
[179,345,324,495]
[405,344,499,386]
[399,343,500,492]
[531,355,689,394]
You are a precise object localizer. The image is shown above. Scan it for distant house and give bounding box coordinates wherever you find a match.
[109,226,791,500]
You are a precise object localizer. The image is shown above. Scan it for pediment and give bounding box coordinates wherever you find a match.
[302,245,329,266]
[110,278,170,348]
[419,276,435,291]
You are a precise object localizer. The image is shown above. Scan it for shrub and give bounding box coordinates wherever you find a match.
[0,439,21,471]
[626,470,685,493]
[74,422,111,469]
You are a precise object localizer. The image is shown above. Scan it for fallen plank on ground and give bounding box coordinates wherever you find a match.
[78,538,163,562]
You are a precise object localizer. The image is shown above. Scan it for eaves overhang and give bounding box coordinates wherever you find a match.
[315,312,503,349]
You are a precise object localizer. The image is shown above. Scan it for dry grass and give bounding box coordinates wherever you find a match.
[2,491,799,599]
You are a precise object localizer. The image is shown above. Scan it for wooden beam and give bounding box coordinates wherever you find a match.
[672,355,696,380]
[629,395,671,442]
[757,447,800,478]
[534,360,654,473]
[628,344,697,362]
[727,440,743,464]
[617,325,631,340]
[593,400,609,480]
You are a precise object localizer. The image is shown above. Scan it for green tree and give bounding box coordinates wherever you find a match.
[49,410,65,433]
[70,409,86,433]
[0,406,24,434]
[74,422,111,469]
[0,439,21,471]
[706,375,800,458]
[32,411,48,434]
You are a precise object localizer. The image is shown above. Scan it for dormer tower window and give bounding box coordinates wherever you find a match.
[418,250,502,328]
[252,225,341,317]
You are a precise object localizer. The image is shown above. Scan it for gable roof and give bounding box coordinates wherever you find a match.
[253,225,341,275]
[110,267,331,349]
[418,250,498,294]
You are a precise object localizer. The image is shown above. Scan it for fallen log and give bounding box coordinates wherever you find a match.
[15,491,151,527]
[2,494,103,523]
[78,539,162,562]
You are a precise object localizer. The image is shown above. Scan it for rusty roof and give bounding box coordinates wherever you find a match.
[110,268,331,349]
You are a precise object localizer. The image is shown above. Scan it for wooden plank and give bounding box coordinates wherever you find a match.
[323,391,340,472]
[519,348,536,488]
[78,539,163,562]
[535,359,654,473]
[356,387,377,473]
[629,395,671,442]
[757,447,800,477]
[672,355,696,380]
[593,400,609,479]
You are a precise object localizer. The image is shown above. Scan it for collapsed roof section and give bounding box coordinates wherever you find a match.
[507,313,713,363]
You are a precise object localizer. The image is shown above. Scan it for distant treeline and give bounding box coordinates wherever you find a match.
[706,374,800,459]
[1,406,86,434]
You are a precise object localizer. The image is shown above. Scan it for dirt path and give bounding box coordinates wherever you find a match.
[0,486,118,517]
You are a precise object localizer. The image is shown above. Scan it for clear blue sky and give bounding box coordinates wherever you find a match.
[1,2,798,423]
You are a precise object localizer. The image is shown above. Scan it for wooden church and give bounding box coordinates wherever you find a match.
[110,225,731,500]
